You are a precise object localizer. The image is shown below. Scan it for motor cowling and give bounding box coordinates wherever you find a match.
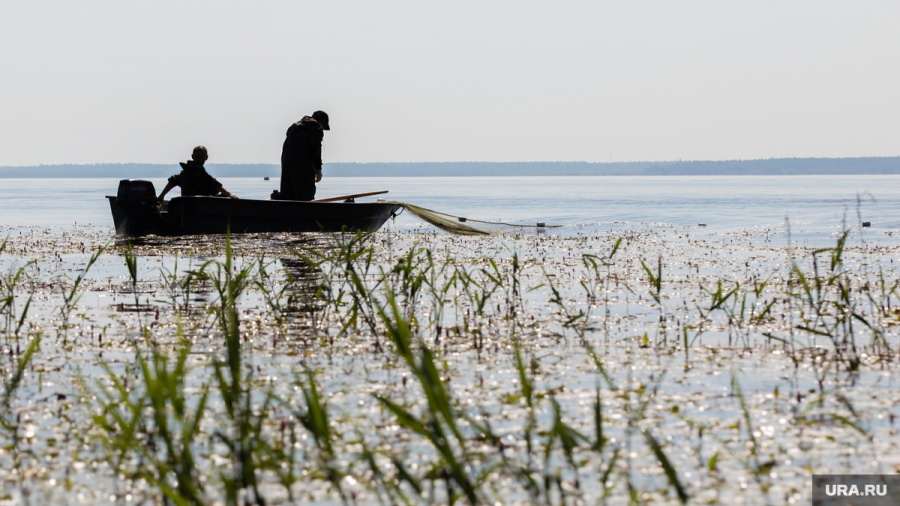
[116,179,157,207]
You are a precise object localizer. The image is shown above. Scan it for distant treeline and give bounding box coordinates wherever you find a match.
[1,157,899,178]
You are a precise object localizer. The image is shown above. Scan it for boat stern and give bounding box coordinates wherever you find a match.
[107,180,164,236]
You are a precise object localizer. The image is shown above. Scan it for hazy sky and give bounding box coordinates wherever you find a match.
[3,1,899,165]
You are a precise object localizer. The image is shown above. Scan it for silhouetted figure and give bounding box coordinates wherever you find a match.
[157,146,238,205]
[275,110,329,201]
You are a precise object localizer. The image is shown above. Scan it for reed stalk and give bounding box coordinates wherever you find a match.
[203,232,270,505]
[57,243,107,343]
[91,328,210,505]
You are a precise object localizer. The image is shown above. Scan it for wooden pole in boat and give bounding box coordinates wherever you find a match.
[311,190,389,203]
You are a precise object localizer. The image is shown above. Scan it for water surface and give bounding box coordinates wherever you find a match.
[2,175,898,242]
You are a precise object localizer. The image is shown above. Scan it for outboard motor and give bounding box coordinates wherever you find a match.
[109,179,161,237]
[116,179,157,207]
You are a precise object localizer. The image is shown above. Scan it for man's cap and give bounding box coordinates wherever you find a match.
[312,110,330,130]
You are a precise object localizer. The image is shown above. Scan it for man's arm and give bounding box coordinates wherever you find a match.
[314,131,324,182]
[157,181,177,203]
[218,186,239,199]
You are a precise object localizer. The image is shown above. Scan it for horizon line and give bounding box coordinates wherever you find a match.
[3,155,900,168]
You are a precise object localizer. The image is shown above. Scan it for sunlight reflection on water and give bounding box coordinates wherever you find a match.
[1,176,898,243]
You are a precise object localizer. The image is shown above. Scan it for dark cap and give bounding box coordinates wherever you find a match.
[312,110,330,130]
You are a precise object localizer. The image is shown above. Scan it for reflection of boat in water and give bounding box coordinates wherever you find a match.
[280,256,325,313]
[107,179,402,237]
[275,252,330,341]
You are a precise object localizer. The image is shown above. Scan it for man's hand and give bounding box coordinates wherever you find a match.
[315,170,323,183]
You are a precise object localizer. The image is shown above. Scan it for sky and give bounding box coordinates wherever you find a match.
[2,1,899,165]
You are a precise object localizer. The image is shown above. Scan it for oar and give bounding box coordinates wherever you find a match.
[311,190,389,203]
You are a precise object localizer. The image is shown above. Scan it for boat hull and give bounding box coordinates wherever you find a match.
[107,195,402,237]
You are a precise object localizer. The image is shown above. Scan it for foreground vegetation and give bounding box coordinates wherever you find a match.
[0,224,898,504]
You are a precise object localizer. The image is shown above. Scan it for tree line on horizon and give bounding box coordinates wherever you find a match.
[0,157,899,178]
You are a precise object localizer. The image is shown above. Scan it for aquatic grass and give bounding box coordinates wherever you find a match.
[730,374,772,493]
[351,426,417,505]
[139,229,900,501]
[255,254,331,346]
[374,288,481,505]
[124,241,138,294]
[0,332,41,502]
[1,335,40,415]
[210,353,273,506]
[693,277,775,350]
[258,244,336,348]
[857,265,899,355]
[679,372,857,502]
[5,223,900,503]
[421,248,458,344]
[508,333,539,495]
[1,280,33,351]
[463,253,518,351]
[387,243,428,327]
[640,255,666,345]
[159,252,202,316]
[0,237,36,343]
[120,241,151,338]
[542,395,589,502]
[793,390,868,437]
[461,259,504,319]
[252,257,292,343]
[195,243,255,337]
[323,230,387,341]
[117,231,279,504]
[696,280,738,326]
[57,242,107,343]
[202,232,271,505]
[580,237,625,337]
[591,387,620,499]
[621,372,679,501]
[783,230,870,373]
[643,429,688,504]
[260,417,301,504]
[583,336,690,503]
[544,266,589,344]
[91,328,210,505]
[471,328,588,503]
[291,367,347,503]
[543,240,627,345]
[434,254,523,358]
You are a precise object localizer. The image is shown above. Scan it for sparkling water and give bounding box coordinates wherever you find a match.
[2,175,898,245]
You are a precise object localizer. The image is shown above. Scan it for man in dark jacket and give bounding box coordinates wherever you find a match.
[276,110,329,201]
[156,146,238,205]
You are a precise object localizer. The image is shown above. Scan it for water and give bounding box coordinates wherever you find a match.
[2,175,898,244]
[2,174,900,504]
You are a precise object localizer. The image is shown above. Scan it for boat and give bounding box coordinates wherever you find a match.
[107,179,402,237]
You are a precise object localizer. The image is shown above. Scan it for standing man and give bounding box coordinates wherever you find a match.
[277,110,330,201]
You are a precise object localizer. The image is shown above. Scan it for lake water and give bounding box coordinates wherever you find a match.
[2,175,899,246]
[2,174,900,504]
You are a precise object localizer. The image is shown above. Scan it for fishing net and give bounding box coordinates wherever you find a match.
[385,201,558,235]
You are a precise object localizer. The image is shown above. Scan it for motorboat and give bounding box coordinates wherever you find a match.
[107,179,400,237]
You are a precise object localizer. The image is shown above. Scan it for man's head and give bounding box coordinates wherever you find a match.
[192,145,209,164]
[312,110,330,130]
